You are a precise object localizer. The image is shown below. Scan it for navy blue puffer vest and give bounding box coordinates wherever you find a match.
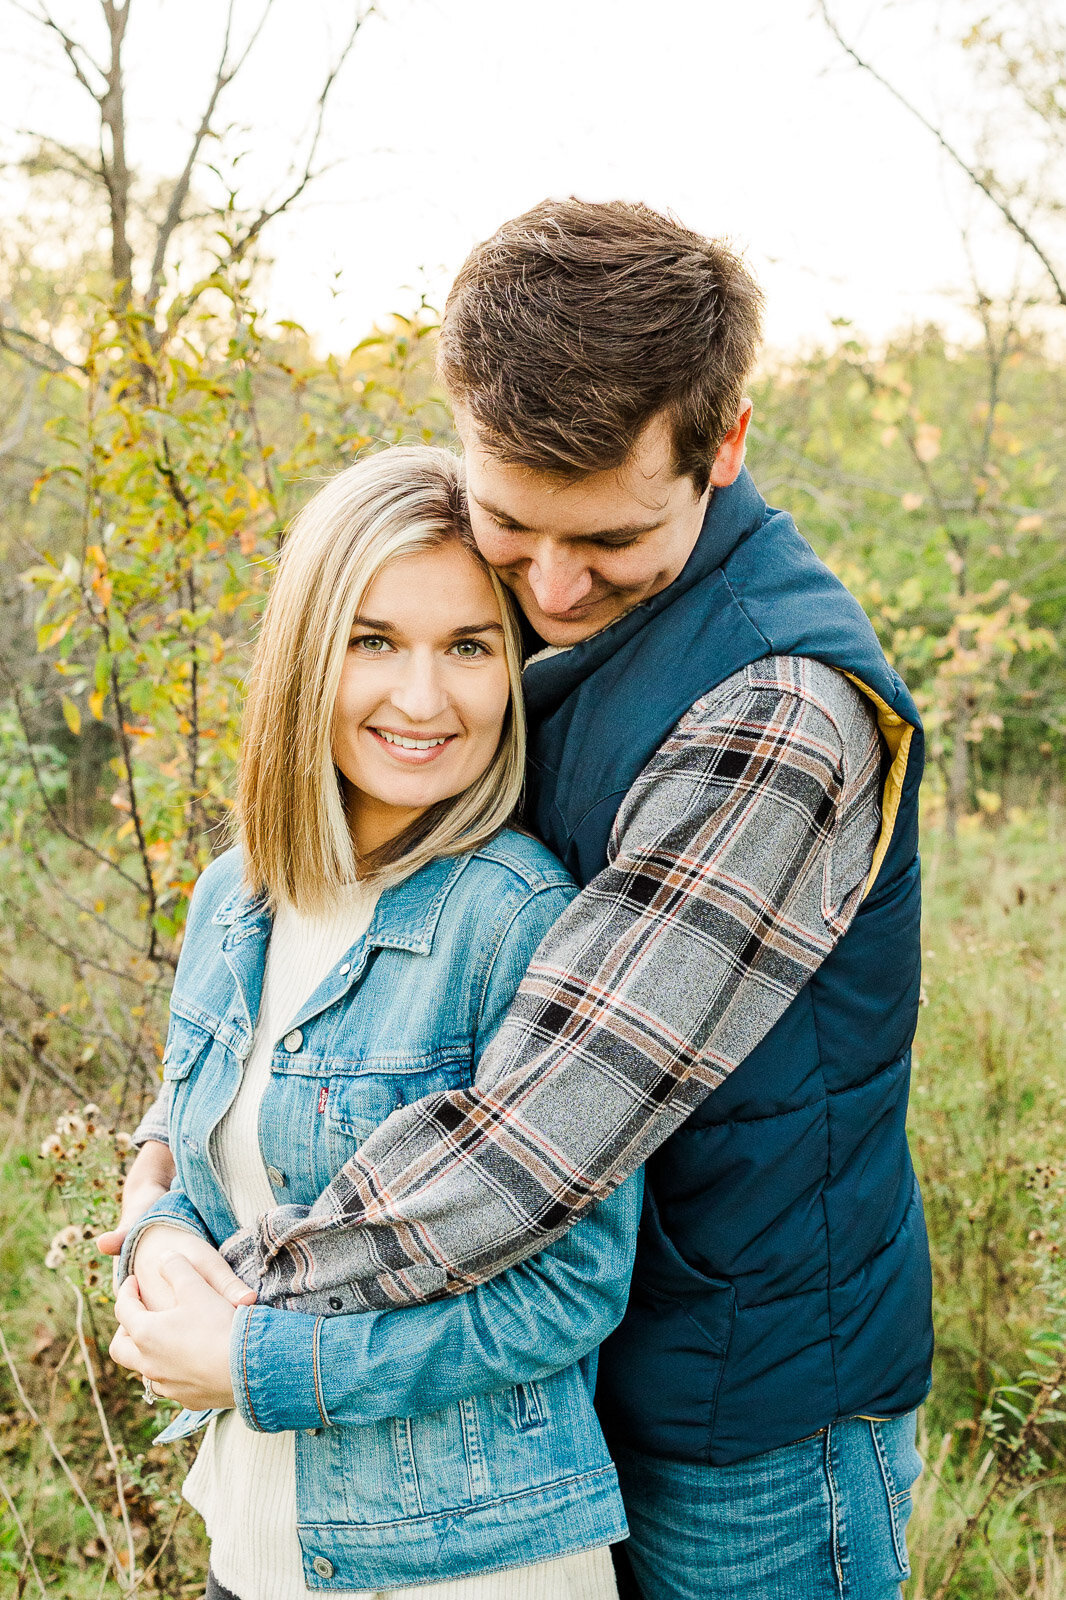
[522,468,933,1466]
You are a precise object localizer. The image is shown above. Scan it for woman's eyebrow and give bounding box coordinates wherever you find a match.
[350,615,395,631]
[449,621,505,638]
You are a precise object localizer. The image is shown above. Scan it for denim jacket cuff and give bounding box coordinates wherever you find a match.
[230,1304,330,1434]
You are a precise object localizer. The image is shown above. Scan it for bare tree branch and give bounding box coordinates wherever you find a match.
[98,0,135,298]
[10,0,109,101]
[206,5,374,281]
[19,130,103,184]
[816,0,1066,309]
[0,311,80,374]
[145,0,276,315]
[0,1017,86,1098]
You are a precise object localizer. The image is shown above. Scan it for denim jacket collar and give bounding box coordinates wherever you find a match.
[210,850,474,957]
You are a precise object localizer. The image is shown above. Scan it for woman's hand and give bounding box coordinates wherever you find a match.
[97,1140,176,1256]
[126,1223,257,1313]
[110,1253,239,1411]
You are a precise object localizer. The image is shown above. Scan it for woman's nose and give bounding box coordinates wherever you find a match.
[388,653,451,724]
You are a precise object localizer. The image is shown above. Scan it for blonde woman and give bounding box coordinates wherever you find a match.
[108,447,639,1600]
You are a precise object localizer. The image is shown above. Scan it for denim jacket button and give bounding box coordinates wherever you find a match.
[283,1029,303,1052]
[312,1556,334,1578]
[266,1166,286,1187]
[338,962,351,975]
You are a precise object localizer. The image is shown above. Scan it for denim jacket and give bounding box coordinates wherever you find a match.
[120,832,640,1590]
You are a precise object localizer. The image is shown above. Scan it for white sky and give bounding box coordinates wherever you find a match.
[0,0,1048,357]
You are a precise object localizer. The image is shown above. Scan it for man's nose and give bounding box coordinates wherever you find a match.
[526,546,593,615]
[388,652,450,724]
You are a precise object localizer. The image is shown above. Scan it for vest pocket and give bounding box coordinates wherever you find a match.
[598,1186,736,1451]
[632,1186,737,1346]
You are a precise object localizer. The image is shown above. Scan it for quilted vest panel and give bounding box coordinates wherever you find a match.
[522,469,933,1464]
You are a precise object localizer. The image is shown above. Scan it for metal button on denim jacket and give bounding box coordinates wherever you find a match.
[123,831,640,1590]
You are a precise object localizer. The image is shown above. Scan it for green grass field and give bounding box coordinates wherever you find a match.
[2,818,1065,1597]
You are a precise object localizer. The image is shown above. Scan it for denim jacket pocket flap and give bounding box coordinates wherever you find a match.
[161,1016,213,1081]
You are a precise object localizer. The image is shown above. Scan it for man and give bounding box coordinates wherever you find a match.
[111,200,931,1598]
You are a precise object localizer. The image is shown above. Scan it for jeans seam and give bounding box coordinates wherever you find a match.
[824,1422,846,1597]
[868,1419,910,1576]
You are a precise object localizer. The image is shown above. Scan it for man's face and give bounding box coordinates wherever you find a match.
[457,406,751,646]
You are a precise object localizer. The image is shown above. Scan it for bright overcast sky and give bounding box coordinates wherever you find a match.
[0,0,1041,357]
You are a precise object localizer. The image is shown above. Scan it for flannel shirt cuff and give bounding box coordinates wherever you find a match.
[230,1304,331,1434]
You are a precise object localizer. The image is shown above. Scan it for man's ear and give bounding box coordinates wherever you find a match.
[708,399,754,489]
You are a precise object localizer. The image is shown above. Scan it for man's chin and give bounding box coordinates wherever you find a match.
[525,598,631,647]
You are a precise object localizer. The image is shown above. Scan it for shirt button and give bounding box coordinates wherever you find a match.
[312,1556,334,1578]
[328,1295,343,1310]
[338,962,351,976]
[266,1166,286,1187]
[283,1029,303,1052]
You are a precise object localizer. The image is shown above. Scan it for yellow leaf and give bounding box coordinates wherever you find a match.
[88,689,106,721]
[115,818,135,840]
[38,615,76,651]
[61,696,81,736]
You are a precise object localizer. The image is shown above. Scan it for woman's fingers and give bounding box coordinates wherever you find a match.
[185,1244,257,1307]
[109,1322,147,1374]
[113,1272,149,1335]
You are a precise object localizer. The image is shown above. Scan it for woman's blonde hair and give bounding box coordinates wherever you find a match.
[237,446,526,910]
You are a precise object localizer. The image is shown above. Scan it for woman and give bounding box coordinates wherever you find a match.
[108,446,639,1600]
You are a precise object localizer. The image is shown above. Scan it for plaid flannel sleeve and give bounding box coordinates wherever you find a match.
[222,657,881,1309]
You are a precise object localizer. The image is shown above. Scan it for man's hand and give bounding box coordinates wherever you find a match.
[97,1140,176,1256]
[110,1254,238,1411]
[129,1223,257,1313]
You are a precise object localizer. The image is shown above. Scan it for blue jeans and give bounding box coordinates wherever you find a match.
[612,1412,922,1599]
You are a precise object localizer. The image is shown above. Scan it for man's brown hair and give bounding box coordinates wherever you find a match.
[438,198,764,495]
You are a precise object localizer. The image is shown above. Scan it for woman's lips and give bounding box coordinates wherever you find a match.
[366,727,458,765]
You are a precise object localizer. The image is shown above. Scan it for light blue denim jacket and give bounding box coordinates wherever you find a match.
[120,831,640,1590]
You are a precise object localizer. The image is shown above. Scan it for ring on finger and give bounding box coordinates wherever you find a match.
[142,1375,157,1405]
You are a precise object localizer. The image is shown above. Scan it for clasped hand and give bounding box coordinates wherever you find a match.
[109,1228,257,1412]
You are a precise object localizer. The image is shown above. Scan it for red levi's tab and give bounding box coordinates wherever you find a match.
[317,1084,329,1115]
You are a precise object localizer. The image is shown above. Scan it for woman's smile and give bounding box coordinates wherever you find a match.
[365,726,459,763]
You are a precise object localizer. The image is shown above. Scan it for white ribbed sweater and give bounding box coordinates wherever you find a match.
[181,885,616,1600]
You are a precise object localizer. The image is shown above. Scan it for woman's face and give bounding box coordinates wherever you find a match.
[333,540,512,855]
